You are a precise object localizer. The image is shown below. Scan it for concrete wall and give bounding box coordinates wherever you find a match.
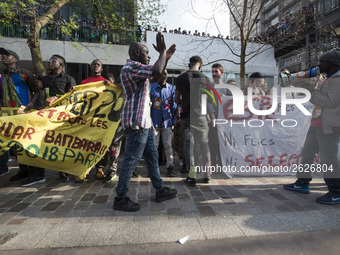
[145,31,278,76]
[0,37,129,66]
[1,32,277,78]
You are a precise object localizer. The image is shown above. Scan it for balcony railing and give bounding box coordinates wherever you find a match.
[0,22,141,46]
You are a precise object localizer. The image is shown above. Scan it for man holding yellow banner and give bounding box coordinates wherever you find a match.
[0,81,124,181]
[0,48,40,178]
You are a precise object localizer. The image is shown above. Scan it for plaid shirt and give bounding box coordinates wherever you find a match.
[120,60,153,129]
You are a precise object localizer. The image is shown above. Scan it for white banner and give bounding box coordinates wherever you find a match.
[216,95,314,177]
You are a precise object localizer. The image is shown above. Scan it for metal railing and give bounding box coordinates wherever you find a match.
[0,23,143,46]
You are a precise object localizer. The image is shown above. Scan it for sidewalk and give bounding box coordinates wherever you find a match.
[1,158,340,251]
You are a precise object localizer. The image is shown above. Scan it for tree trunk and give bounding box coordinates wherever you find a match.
[26,0,69,75]
[239,28,247,90]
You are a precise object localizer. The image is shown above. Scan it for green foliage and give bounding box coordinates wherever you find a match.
[0,0,165,41]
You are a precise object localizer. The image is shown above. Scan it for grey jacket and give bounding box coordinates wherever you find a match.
[310,70,340,134]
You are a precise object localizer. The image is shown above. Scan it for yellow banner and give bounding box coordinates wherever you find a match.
[0,81,125,178]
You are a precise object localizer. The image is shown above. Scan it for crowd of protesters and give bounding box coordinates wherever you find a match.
[1,22,340,211]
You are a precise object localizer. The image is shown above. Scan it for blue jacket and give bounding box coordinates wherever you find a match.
[150,82,177,128]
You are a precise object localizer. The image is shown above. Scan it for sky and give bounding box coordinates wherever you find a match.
[157,0,230,37]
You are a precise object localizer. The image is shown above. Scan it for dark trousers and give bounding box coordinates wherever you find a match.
[297,126,340,195]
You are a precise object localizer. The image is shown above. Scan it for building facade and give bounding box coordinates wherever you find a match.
[230,0,340,72]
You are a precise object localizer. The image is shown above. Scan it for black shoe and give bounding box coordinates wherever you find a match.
[113,197,141,212]
[132,169,140,178]
[167,165,175,177]
[9,168,29,182]
[20,176,46,187]
[155,187,177,203]
[59,172,69,182]
[185,177,196,187]
[203,177,211,183]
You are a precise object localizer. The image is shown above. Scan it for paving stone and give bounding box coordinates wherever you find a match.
[63,196,80,205]
[93,195,109,204]
[248,194,264,203]
[7,218,28,225]
[83,203,106,217]
[138,199,149,208]
[80,222,139,246]
[223,198,237,205]
[149,202,166,212]
[15,192,34,199]
[200,186,213,192]
[173,185,189,194]
[167,207,184,218]
[103,183,116,189]
[0,193,18,203]
[36,223,92,248]
[41,201,63,211]
[197,205,216,217]
[204,192,220,200]
[8,203,31,212]
[232,214,290,236]
[35,188,52,194]
[138,192,150,200]
[32,198,53,206]
[53,204,74,217]
[0,212,19,225]
[81,193,97,201]
[162,197,179,209]
[0,224,54,250]
[214,189,229,198]
[274,210,340,232]
[138,219,205,243]
[269,192,289,201]
[73,201,91,211]
[199,216,244,239]
[275,204,294,212]
[178,193,191,202]
[190,190,203,197]
[180,200,197,212]
[284,200,306,211]
[303,204,320,210]
[0,199,21,208]
[45,182,60,188]
[227,204,251,215]
[149,211,168,221]
[193,196,206,205]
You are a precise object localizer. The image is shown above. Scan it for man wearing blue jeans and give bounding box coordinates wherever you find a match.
[284,49,340,204]
[114,32,177,212]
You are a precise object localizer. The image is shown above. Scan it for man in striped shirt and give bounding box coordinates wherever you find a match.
[114,32,177,212]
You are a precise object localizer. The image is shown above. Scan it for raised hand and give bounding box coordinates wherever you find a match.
[166,44,176,61]
[152,32,166,54]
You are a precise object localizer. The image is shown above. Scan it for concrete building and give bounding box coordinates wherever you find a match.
[230,0,340,72]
